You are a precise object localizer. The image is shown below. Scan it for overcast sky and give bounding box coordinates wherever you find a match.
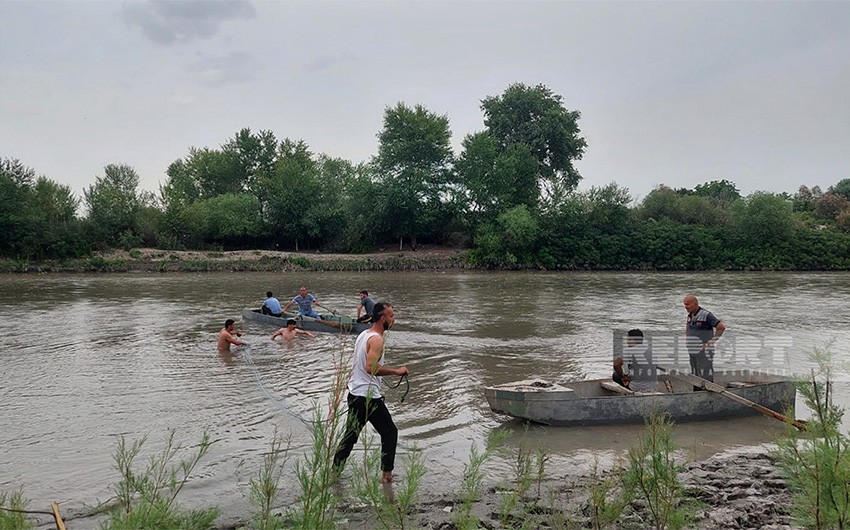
[2,0,849,203]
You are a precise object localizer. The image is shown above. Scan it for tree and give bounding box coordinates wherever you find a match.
[731,192,795,248]
[374,102,454,250]
[456,132,538,224]
[480,83,587,204]
[814,194,850,221]
[473,205,539,267]
[84,163,143,246]
[828,178,850,201]
[692,179,741,206]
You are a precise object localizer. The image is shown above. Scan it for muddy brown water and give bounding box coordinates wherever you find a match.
[2,271,848,527]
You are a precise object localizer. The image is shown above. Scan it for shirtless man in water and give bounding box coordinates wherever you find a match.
[217,319,246,351]
[271,319,316,341]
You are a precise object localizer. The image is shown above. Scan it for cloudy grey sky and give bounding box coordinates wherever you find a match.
[2,0,849,203]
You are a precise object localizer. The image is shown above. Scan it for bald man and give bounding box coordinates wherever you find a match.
[683,295,726,384]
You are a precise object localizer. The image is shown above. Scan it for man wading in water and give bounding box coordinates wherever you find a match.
[333,303,408,484]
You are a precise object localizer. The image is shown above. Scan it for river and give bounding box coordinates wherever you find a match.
[2,271,848,527]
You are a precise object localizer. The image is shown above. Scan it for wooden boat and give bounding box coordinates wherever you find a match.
[242,308,370,335]
[484,370,796,426]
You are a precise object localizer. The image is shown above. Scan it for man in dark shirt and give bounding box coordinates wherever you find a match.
[683,294,726,383]
[357,290,376,323]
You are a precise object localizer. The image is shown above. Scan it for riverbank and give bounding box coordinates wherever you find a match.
[370,443,795,530]
[43,443,794,529]
[0,247,472,273]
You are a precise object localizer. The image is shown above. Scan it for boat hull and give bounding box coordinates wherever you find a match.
[485,372,796,426]
[242,308,370,335]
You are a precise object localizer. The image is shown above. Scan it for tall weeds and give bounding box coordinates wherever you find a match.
[0,490,34,530]
[105,430,219,530]
[775,345,850,529]
[352,435,426,530]
[288,341,351,529]
[247,432,291,530]
[586,459,629,530]
[453,429,508,530]
[621,411,693,530]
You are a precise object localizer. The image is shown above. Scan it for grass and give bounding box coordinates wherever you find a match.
[104,430,219,530]
[586,458,630,530]
[621,411,695,530]
[247,432,291,530]
[0,490,34,530]
[453,429,508,530]
[774,344,850,529]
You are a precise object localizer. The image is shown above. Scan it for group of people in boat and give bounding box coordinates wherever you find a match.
[612,294,726,391]
[260,286,376,323]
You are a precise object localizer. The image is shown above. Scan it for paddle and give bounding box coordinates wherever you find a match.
[657,366,806,431]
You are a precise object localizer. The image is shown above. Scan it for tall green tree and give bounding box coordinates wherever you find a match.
[374,102,454,250]
[0,158,37,256]
[480,83,587,205]
[262,139,324,251]
[456,132,538,223]
[828,178,850,201]
[84,163,143,247]
[692,179,741,206]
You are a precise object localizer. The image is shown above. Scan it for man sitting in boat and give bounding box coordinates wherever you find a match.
[613,353,630,389]
[261,291,283,317]
[624,329,656,392]
[282,286,321,319]
[357,290,376,323]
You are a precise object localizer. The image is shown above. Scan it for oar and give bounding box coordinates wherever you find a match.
[658,367,806,431]
[316,302,338,316]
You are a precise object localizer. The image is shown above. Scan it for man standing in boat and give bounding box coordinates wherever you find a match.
[282,286,321,319]
[356,290,376,323]
[333,302,408,484]
[683,295,726,383]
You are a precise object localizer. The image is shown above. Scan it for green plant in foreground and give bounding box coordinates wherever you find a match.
[497,437,548,529]
[622,411,694,530]
[0,490,35,530]
[353,435,426,530]
[586,458,630,530]
[290,344,352,530]
[105,430,219,530]
[774,345,850,529]
[248,432,291,530]
[453,429,508,530]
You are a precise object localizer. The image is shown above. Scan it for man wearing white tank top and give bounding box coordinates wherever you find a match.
[332,302,409,484]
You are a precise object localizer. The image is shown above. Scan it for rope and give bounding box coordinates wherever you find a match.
[0,506,55,516]
[383,374,410,403]
[241,345,314,428]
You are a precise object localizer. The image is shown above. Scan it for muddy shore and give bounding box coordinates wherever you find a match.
[33,443,795,529]
[391,443,796,530]
[0,247,472,273]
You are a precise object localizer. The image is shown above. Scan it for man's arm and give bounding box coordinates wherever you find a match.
[227,331,245,346]
[270,328,284,340]
[365,336,408,377]
[357,305,363,317]
[282,300,293,313]
[707,321,726,348]
[295,329,316,338]
[613,357,629,384]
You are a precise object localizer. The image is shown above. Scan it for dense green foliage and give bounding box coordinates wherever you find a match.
[2,82,849,269]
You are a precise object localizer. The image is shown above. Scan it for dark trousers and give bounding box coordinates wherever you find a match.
[689,350,714,383]
[333,393,398,472]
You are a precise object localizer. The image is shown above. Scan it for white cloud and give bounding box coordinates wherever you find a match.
[121,0,256,45]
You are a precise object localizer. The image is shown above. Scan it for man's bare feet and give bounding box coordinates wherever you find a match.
[381,471,394,484]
